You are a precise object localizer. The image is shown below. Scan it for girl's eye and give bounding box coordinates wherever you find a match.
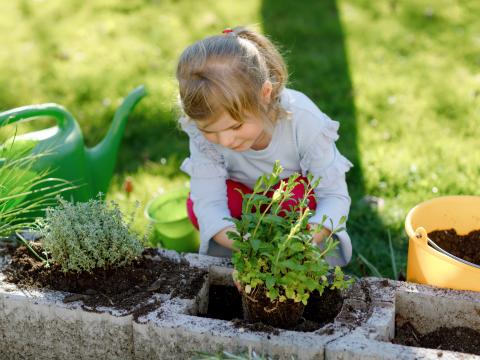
[232,124,243,130]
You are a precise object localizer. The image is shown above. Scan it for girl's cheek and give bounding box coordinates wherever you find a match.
[203,133,217,143]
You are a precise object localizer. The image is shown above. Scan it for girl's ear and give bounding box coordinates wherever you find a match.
[261,80,273,104]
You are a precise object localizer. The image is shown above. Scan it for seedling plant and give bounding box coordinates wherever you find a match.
[228,161,353,307]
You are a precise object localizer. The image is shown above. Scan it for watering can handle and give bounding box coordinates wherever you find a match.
[0,103,75,130]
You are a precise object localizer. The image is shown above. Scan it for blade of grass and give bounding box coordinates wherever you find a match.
[387,230,398,280]
[15,231,48,263]
[357,253,383,278]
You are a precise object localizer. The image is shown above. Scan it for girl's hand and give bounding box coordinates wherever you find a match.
[311,225,332,245]
[213,226,237,249]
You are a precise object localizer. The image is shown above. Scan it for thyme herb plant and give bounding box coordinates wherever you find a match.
[36,196,144,273]
[229,162,353,305]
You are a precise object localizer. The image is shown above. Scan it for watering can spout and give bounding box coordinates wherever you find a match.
[86,85,147,196]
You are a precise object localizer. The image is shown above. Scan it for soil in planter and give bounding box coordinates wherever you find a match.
[241,286,305,329]
[3,244,207,314]
[0,241,17,257]
[393,315,480,355]
[203,283,343,332]
[428,229,480,266]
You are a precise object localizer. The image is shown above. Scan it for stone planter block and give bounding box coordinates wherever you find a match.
[326,281,480,360]
[0,281,134,360]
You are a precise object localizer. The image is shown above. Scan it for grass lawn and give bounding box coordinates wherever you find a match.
[1,0,478,278]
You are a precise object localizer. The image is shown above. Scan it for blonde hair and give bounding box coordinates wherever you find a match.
[176,26,288,131]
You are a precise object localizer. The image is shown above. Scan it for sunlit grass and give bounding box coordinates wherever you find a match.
[339,0,480,276]
[107,161,189,238]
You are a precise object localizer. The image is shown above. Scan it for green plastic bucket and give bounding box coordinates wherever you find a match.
[145,188,200,253]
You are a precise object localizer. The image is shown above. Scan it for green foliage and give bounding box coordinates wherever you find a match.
[229,162,353,305]
[0,136,72,238]
[193,348,275,360]
[36,196,144,273]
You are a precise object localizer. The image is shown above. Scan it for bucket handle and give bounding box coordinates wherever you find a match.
[416,226,480,270]
[414,227,428,244]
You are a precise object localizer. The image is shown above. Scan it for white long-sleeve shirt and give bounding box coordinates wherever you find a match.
[180,88,353,265]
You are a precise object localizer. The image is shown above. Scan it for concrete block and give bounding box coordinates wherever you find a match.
[133,307,350,360]
[326,328,476,360]
[0,282,134,360]
[327,280,480,360]
[395,281,480,333]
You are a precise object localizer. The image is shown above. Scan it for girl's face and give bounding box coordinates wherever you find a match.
[197,112,270,152]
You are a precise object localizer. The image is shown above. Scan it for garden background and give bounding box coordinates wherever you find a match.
[0,0,478,278]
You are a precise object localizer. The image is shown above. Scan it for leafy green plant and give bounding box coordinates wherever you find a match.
[35,196,144,273]
[0,136,73,239]
[228,161,353,305]
[193,348,278,360]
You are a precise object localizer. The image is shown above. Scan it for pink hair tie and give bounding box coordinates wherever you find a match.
[222,28,234,34]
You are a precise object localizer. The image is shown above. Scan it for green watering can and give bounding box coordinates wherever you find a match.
[0,85,146,202]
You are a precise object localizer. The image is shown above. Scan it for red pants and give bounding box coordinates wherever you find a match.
[186,177,317,230]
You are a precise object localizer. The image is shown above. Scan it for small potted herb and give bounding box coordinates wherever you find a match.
[228,162,352,328]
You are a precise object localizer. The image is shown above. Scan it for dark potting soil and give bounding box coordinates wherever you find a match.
[0,241,17,257]
[393,315,480,355]
[3,243,207,315]
[244,287,306,330]
[428,229,480,266]
[207,284,243,321]
[203,284,343,333]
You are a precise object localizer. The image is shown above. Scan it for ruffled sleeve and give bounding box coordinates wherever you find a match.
[299,117,353,189]
[178,118,233,254]
[179,117,227,174]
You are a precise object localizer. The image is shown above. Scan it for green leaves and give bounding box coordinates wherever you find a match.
[250,238,261,251]
[37,196,144,273]
[0,137,74,238]
[227,161,353,305]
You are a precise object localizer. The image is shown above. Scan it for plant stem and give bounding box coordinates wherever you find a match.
[15,231,48,263]
[272,208,309,274]
[251,200,274,240]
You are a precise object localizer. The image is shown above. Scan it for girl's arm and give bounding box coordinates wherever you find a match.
[180,118,234,254]
[309,163,351,239]
[291,93,353,261]
[296,110,351,239]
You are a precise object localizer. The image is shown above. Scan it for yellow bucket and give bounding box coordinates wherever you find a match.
[405,195,480,292]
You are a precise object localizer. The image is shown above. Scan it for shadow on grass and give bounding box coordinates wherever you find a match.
[115,110,189,178]
[262,0,399,278]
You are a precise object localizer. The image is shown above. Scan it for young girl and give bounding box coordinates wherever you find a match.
[177,27,353,266]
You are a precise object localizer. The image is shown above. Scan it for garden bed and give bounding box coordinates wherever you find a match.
[0,242,395,360]
[202,283,343,333]
[7,241,479,359]
[4,244,207,312]
[326,281,480,360]
[132,267,391,360]
[393,315,480,355]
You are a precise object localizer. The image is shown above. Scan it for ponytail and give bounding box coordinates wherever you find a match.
[234,27,288,106]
